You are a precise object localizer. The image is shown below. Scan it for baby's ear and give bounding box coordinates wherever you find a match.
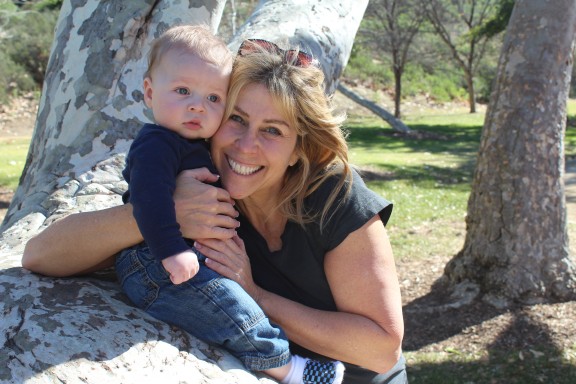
[143,77,154,108]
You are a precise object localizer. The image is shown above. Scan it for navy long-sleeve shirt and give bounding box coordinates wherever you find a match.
[122,123,219,261]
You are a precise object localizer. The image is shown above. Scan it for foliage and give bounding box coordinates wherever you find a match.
[0,138,29,190]
[402,64,468,102]
[471,0,515,39]
[343,46,394,86]
[30,0,63,11]
[0,50,36,103]
[0,1,57,102]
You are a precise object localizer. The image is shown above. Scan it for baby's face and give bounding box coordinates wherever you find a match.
[143,49,230,140]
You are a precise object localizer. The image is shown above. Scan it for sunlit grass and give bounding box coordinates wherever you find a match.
[0,137,29,190]
[345,112,482,261]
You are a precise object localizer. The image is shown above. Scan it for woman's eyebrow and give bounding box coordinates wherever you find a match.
[234,105,289,127]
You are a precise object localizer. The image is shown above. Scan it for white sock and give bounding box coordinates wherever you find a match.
[281,355,307,384]
[281,355,345,384]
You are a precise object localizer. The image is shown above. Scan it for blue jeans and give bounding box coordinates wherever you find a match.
[115,243,291,371]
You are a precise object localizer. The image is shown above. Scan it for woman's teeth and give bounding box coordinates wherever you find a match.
[228,158,262,175]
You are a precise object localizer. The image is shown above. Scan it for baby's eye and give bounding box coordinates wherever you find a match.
[207,94,220,103]
[175,87,190,95]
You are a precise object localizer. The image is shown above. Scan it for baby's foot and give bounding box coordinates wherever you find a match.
[302,359,345,384]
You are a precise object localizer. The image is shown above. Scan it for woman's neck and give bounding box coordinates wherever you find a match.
[239,199,287,252]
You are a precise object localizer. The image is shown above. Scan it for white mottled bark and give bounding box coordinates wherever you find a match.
[0,1,367,382]
[228,0,368,94]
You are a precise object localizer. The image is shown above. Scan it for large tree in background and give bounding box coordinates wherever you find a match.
[442,0,576,305]
[421,0,499,113]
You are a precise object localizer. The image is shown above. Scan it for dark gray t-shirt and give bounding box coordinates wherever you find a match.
[237,168,397,383]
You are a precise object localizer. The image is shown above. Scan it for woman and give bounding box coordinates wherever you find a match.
[22,39,407,383]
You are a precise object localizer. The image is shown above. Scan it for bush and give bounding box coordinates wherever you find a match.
[403,64,468,103]
[344,47,393,87]
[4,9,58,85]
[0,3,57,102]
[0,49,36,104]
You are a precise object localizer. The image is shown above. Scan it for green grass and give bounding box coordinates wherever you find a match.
[0,137,29,190]
[345,112,484,262]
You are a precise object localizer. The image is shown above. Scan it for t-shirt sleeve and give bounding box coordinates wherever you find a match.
[308,168,393,252]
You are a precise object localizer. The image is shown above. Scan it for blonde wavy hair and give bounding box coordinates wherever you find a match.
[225,42,352,228]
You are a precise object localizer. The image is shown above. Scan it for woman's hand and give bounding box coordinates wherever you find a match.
[174,168,239,240]
[194,236,263,302]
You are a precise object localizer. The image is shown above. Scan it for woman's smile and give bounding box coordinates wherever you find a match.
[226,156,263,176]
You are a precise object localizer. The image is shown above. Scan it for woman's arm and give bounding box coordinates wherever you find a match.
[265,216,403,372]
[200,215,403,373]
[23,168,239,277]
[22,204,140,276]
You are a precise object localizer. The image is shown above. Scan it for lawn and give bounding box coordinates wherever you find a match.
[0,137,29,190]
[345,111,484,262]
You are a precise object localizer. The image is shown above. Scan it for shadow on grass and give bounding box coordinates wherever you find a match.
[348,124,481,189]
[346,124,482,157]
[402,286,576,383]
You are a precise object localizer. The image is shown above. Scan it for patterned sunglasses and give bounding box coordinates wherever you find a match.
[238,39,319,68]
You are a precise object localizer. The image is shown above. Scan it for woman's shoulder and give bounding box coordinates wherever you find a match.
[308,167,392,222]
[303,166,393,250]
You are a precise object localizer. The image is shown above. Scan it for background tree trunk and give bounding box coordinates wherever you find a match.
[443,0,576,306]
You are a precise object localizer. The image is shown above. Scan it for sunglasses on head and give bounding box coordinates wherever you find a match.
[238,39,319,68]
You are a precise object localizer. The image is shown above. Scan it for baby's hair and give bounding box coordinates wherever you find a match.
[145,25,233,79]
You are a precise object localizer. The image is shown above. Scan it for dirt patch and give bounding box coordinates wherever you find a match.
[398,253,576,358]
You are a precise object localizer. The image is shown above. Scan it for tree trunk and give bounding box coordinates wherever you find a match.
[1,0,228,230]
[443,0,576,306]
[465,69,476,114]
[0,1,369,381]
[393,67,402,118]
[228,0,369,95]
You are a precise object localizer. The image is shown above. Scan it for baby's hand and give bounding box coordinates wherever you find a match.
[161,250,200,284]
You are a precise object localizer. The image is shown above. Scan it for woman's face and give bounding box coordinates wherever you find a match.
[210,83,299,203]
